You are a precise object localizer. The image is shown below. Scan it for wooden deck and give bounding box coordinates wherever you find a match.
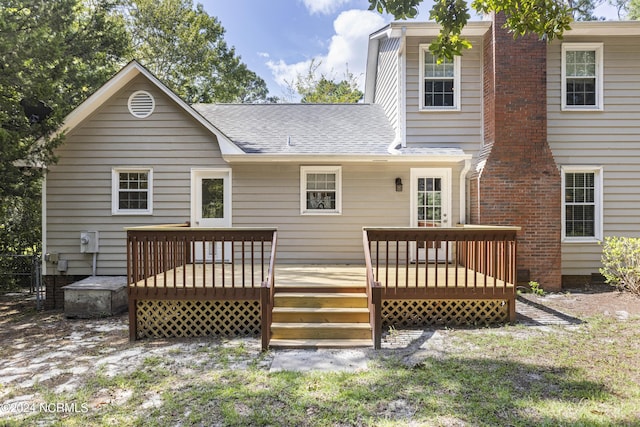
[127,225,519,349]
[131,263,512,294]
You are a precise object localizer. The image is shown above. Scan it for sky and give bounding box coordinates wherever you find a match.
[199,0,622,101]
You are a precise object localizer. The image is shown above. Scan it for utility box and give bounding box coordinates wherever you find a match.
[62,276,127,318]
[80,231,99,253]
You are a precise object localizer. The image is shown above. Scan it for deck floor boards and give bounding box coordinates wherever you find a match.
[131,263,514,291]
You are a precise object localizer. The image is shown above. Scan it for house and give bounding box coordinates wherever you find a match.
[42,14,640,344]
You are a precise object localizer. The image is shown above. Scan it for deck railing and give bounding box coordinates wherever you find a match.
[363,226,519,348]
[126,224,277,347]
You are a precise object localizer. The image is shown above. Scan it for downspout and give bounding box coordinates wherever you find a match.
[459,159,471,224]
[476,160,486,224]
[387,27,407,155]
[399,26,407,148]
[41,170,47,275]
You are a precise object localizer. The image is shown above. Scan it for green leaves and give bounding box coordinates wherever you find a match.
[124,0,269,104]
[429,0,472,60]
[369,0,574,60]
[600,236,640,296]
[473,0,573,41]
[291,60,363,104]
[368,0,421,19]
[0,0,130,253]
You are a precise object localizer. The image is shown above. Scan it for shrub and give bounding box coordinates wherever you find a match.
[600,236,640,296]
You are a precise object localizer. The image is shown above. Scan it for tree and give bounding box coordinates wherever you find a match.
[121,0,269,104]
[628,0,640,18]
[290,60,364,103]
[0,0,130,254]
[368,0,611,59]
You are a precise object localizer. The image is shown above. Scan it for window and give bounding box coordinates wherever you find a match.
[562,43,603,111]
[562,166,602,241]
[419,45,460,111]
[300,166,341,215]
[112,168,153,215]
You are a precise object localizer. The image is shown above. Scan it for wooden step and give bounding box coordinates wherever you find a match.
[269,338,373,348]
[274,292,368,308]
[270,322,372,340]
[272,307,370,323]
[275,285,366,293]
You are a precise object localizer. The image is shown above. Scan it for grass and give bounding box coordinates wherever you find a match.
[3,316,640,426]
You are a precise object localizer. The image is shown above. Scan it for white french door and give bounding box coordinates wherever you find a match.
[191,169,231,262]
[410,168,451,262]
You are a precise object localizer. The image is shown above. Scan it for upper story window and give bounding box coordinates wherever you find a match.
[562,43,604,111]
[419,45,461,111]
[562,166,603,242]
[300,166,342,215]
[112,168,153,215]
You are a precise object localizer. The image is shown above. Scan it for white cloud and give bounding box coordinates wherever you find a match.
[302,0,351,15]
[266,9,388,95]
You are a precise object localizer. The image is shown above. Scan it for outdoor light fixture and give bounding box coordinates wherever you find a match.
[395,177,403,192]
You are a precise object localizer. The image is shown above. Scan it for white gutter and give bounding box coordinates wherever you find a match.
[222,153,472,163]
[387,21,491,38]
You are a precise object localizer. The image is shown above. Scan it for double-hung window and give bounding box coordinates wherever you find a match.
[562,43,603,111]
[562,166,603,241]
[112,168,153,215]
[419,45,460,111]
[300,166,341,215]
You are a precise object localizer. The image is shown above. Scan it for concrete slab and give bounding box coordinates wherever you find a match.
[62,276,127,318]
[270,349,370,372]
[63,276,127,290]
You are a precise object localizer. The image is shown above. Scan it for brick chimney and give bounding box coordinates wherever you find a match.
[470,13,562,290]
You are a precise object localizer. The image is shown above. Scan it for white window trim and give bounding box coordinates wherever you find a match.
[418,44,461,112]
[561,43,604,111]
[300,166,342,215]
[112,167,153,215]
[561,165,603,242]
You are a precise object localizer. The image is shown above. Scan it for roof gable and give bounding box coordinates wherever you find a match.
[56,60,242,155]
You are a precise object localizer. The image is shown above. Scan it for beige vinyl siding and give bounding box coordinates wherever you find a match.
[231,162,464,263]
[405,36,483,152]
[374,37,401,134]
[548,36,640,276]
[45,76,226,276]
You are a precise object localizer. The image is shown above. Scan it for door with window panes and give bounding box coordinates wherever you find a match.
[410,168,451,261]
[191,169,231,262]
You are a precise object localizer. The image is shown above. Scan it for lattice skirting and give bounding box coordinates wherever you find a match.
[382,299,510,327]
[136,300,261,339]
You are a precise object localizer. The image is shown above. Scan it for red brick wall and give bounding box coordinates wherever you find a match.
[44,275,88,310]
[472,13,562,290]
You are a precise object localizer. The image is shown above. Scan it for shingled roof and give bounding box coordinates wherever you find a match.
[192,103,397,155]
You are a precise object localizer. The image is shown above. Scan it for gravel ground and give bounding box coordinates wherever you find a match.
[1,286,638,421]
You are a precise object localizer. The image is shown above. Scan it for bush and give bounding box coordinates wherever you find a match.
[600,236,640,296]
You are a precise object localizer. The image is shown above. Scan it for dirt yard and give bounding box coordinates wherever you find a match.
[0,285,638,425]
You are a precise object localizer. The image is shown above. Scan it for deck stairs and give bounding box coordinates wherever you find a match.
[269,283,373,348]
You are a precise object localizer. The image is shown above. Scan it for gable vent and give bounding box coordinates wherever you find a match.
[128,90,155,118]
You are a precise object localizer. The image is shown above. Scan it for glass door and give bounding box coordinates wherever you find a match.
[410,168,451,261]
[191,169,231,262]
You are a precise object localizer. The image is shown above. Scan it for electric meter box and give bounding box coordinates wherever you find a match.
[80,231,99,253]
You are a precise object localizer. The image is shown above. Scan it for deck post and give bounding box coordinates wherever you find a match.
[508,296,517,322]
[128,295,137,341]
[260,283,271,351]
[371,285,382,349]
